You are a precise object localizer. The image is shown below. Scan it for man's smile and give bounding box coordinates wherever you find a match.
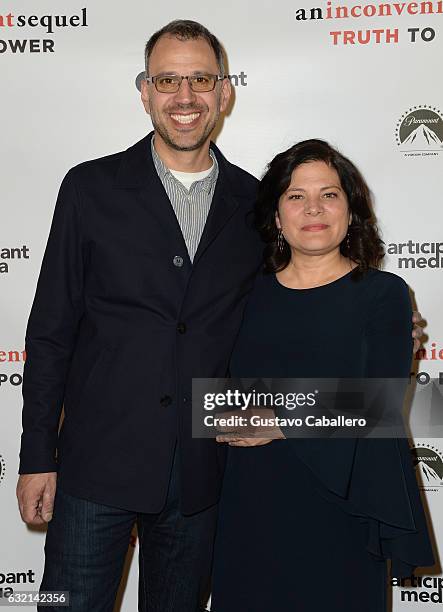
[169,112,202,127]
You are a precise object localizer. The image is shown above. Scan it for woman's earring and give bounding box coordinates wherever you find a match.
[277,229,285,253]
[346,215,353,252]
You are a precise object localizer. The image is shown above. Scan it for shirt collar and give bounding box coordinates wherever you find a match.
[150,136,218,192]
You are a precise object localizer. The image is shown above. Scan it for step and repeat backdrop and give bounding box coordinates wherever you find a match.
[1,0,442,609]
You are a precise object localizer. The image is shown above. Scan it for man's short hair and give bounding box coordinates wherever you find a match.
[145,19,225,76]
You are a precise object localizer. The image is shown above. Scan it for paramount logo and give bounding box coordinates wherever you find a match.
[395,106,443,155]
[411,443,443,494]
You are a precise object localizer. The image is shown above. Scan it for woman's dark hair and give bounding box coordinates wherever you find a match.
[255,139,384,276]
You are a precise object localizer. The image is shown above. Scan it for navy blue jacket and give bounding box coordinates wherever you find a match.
[19,133,262,514]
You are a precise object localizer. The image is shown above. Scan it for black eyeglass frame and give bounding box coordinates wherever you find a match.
[145,73,226,93]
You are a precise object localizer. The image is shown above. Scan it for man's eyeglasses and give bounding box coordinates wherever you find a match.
[146,73,225,93]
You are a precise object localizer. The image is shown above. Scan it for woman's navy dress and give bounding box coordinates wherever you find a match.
[211,268,434,612]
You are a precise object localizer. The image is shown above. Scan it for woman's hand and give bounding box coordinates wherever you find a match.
[216,435,276,447]
[215,407,285,446]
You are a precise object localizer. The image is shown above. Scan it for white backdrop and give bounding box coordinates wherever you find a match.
[1,0,442,609]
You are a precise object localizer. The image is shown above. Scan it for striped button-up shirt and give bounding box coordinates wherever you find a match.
[151,139,219,262]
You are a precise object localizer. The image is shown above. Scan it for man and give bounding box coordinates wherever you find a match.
[16,19,423,612]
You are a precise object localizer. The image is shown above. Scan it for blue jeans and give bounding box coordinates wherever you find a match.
[39,449,217,611]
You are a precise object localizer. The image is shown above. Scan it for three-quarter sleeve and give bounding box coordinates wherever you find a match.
[349,273,435,578]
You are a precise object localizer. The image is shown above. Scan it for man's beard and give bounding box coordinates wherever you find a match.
[150,104,220,152]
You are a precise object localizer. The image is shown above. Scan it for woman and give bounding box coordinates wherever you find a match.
[211,140,434,611]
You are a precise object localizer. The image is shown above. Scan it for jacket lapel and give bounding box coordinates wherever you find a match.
[114,133,191,267]
[193,143,241,265]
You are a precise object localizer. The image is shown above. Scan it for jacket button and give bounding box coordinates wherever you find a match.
[160,395,172,407]
[177,322,187,334]
[173,255,184,267]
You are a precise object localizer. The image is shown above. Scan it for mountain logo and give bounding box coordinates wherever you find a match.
[411,443,443,492]
[0,454,5,486]
[396,107,443,153]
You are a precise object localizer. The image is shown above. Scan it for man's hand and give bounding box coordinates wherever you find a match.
[412,310,425,354]
[16,472,57,525]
